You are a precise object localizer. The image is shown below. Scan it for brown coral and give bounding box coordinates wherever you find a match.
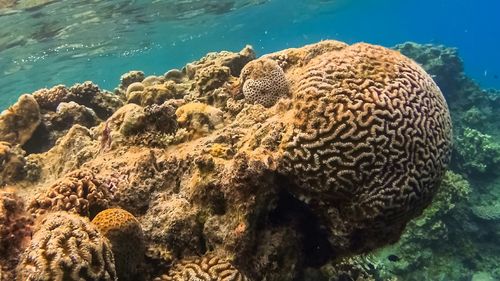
[28,169,118,218]
[32,82,122,119]
[32,85,69,111]
[91,208,145,281]
[0,94,41,146]
[280,43,453,253]
[0,188,33,280]
[0,142,27,186]
[16,212,117,281]
[155,254,248,281]
[239,58,289,107]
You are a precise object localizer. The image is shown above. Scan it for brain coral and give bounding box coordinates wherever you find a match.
[239,58,289,107]
[28,169,118,218]
[91,208,145,281]
[156,254,248,281]
[280,43,453,253]
[17,212,117,281]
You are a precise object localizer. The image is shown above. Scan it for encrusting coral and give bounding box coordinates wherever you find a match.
[154,253,248,281]
[279,43,453,254]
[92,208,145,281]
[16,212,117,281]
[239,58,289,107]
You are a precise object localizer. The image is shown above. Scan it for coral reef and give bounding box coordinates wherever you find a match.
[0,188,32,280]
[92,208,145,281]
[154,253,248,281]
[0,94,40,146]
[280,43,452,254]
[16,212,117,281]
[239,58,289,107]
[1,41,458,281]
[454,127,500,176]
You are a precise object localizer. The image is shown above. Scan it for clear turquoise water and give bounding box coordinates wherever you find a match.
[1,0,499,110]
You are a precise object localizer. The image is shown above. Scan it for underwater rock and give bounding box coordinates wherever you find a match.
[24,101,100,153]
[23,124,98,185]
[0,142,27,186]
[239,58,289,107]
[0,94,40,146]
[33,82,122,119]
[92,208,145,281]
[27,82,123,153]
[0,189,33,281]
[17,211,117,281]
[143,196,204,258]
[118,70,145,95]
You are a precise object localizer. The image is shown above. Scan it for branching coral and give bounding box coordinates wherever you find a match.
[280,43,453,253]
[17,212,117,281]
[239,58,289,107]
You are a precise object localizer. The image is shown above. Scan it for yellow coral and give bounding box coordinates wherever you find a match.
[175,102,224,139]
[92,208,145,281]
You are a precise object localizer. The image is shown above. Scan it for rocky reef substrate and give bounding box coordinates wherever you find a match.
[2,39,496,281]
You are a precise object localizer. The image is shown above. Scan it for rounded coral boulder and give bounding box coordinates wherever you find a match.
[92,208,145,281]
[280,43,453,253]
[17,212,117,281]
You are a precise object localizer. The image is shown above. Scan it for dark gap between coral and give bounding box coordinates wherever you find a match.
[270,175,334,268]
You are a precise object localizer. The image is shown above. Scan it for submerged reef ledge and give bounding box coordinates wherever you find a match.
[0,40,453,281]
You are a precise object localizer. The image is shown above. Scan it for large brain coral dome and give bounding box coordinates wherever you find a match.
[280,42,453,252]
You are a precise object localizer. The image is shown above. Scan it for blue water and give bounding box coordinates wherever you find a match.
[1,0,499,109]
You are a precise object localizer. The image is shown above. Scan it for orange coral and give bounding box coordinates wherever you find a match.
[92,208,145,281]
